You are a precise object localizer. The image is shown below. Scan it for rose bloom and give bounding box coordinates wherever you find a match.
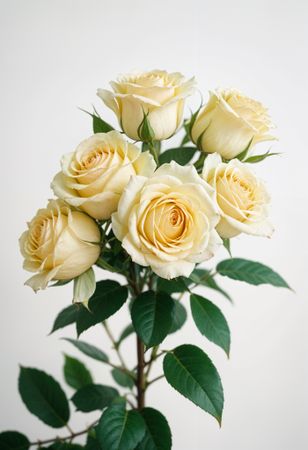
[202,153,274,238]
[19,200,100,292]
[112,162,221,279]
[97,70,195,141]
[51,131,156,220]
[191,89,276,159]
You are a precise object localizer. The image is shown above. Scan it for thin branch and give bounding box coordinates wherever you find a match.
[125,395,137,409]
[30,420,98,447]
[104,359,135,379]
[143,350,167,368]
[147,374,165,387]
[145,346,158,378]
[65,423,75,436]
[102,321,129,372]
[178,269,217,301]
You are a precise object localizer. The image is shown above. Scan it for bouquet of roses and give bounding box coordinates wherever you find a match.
[1,70,289,450]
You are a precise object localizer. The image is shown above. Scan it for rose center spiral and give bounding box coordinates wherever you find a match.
[141,198,189,248]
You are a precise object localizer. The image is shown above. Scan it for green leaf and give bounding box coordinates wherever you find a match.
[169,302,187,334]
[63,355,93,390]
[62,338,108,363]
[80,108,114,133]
[159,147,197,165]
[131,291,175,347]
[48,444,83,450]
[93,115,114,133]
[181,134,191,145]
[116,324,135,348]
[222,238,232,256]
[136,408,172,450]
[193,152,206,172]
[18,367,70,428]
[189,269,232,302]
[50,305,79,334]
[96,403,145,450]
[244,151,280,164]
[216,258,290,288]
[0,431,30,450]
[157,277,188,294]
[72,384,118,412]
[111,368,134,389]
[85,435,102,450]
[163,345,224,424]
[190,294,231,356]
[76,281,128,336]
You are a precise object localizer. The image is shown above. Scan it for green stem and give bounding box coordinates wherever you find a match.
[102,321,129,372]
[65,424,74,435]
[178,270,217,299]
[145,346,158,378]
[136,336,145,409]
[194,152,206,171]
[96,257,125,275]
[147,374,165,387]
[143,350,166,368]
[148,141,159,165]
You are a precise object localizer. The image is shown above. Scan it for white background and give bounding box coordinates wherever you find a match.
[0,0,307,449]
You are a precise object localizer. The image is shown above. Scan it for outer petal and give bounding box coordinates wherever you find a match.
[132,150,157,177]
[112,175,147,239]
[202,153,223,181]
[188,229,222,262]
[217,214,274,238]
[150,259,195,280]
[147,101,181,140]
[122,235,148,266]
[200,105,254,159]
[80,192,120,220]
[117,96,145,140]
[113,83,175,104]
[24,266,60,292]
[55,245,100,280]
[69,211,101,243]
[154,160,203,185]
[96,89,120,119]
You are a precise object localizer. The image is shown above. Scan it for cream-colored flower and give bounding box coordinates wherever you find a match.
[19,200,101,292]
[202,153,274,238]
[97,70,195,141]
[191,89,276,159]
[51,131,156,220]
[112,162,221,279]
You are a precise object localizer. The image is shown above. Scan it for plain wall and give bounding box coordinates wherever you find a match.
[0,0,307,449]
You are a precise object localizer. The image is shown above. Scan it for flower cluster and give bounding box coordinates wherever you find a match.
[20,69,276,296]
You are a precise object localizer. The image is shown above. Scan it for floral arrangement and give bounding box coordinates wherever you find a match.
[1,70,289,450]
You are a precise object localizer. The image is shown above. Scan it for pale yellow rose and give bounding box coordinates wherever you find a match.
[202,153,274,238]
[191,89,276,159]
[97,70,195,141]
[51,131,156,220]
[19,200,101,292]
[112,162,221,279]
